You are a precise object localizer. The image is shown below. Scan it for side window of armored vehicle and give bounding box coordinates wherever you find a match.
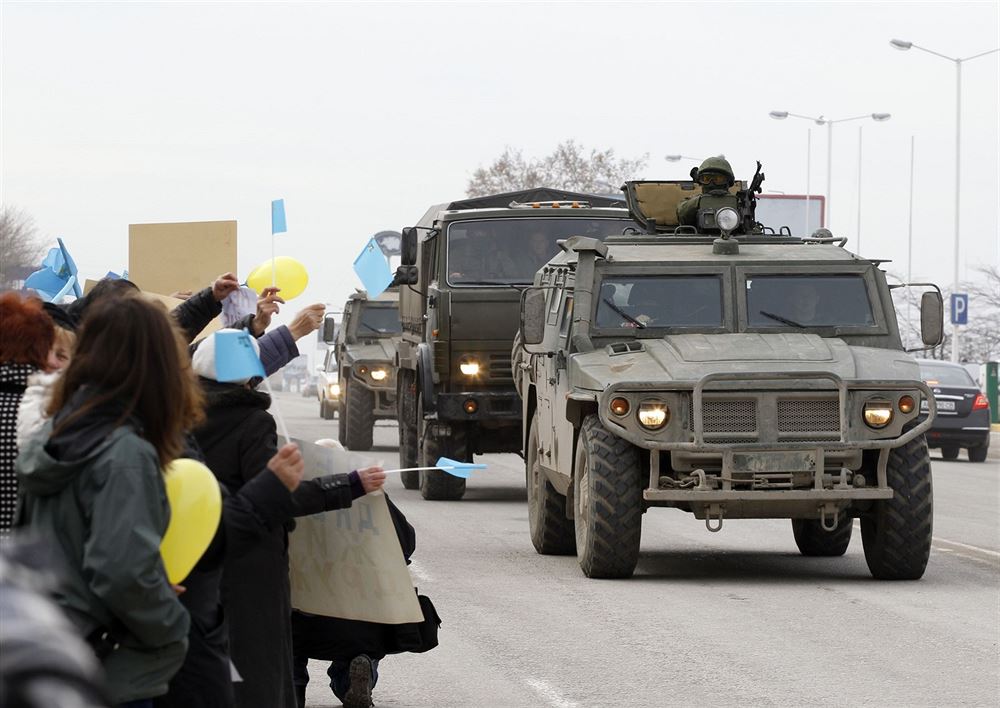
[559,297,574,344]
[745,274,876,329]
[594,275,724,329]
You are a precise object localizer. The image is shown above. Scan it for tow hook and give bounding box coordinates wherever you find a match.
[819,503,840,531]
[706,503,725,532]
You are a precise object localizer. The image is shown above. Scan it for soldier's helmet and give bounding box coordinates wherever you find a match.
[691,156,735,189]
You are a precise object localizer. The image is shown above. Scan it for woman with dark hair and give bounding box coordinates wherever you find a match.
[0,292,55,539]
[15,293,203,707]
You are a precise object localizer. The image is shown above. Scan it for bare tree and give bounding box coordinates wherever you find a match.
[466,140,647,197]
[0,207,44,289]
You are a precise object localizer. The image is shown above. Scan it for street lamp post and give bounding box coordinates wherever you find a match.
[665,154,725,164]
[768,111,891,232]
[889,39,1000,363]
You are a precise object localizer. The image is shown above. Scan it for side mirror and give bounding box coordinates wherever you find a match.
[391,265,418,286]
[401,227,418,266]
[321,316,338,344]
[521,288,548,349]
[920,291,944,346]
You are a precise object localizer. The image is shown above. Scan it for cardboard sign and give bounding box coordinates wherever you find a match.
[128,220,237,296]
[287,438,423,624]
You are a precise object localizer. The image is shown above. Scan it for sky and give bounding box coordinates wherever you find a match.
[2,1,998,331]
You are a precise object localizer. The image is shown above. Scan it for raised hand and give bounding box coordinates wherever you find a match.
[268,443,304,491]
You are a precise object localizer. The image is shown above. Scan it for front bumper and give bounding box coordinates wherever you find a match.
[436,390,521,424]
[919,410,991,448]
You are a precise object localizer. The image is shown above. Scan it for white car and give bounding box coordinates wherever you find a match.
[316,347,341,420]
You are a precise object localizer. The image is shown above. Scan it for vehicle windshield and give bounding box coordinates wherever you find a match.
[446,218,632,286]
[358,305,401,335]
[919,362,976,387]
[745,275,875,329]
[595,275,724,329]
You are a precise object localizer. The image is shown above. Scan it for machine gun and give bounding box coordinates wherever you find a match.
[736,161,765,234]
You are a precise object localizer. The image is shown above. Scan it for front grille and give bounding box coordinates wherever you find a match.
[487,353,513,382]
[777,398,839,434]
[703,399,756,433]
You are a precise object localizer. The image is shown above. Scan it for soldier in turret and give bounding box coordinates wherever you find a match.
[676,156,739,228]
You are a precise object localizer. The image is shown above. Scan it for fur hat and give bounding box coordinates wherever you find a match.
[192,328,261,384]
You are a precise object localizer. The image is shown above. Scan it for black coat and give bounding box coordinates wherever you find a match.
[192,379,357,708]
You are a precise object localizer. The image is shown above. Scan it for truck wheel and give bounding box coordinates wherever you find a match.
[398,371,419,489]
[940,445,959,460]
[792,516,852,557]
[337,382,348,447]
[967,443,988,463]
[527,415,575,555]
[573,415,642,579]
[860,434,933,580]
[419,393,466,501]
[344,379,375,451]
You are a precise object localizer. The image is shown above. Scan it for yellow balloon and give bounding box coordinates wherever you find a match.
[246,257,309,300]
[160,458,222,584]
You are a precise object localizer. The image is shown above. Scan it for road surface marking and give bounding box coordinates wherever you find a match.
[525,678,579,708]
[851,521,999,565]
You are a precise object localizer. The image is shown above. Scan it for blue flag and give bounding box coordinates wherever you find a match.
[271,199,287,235]
[435,456,488,479]
[214,330,265,382]
[24,238,81,301]
[352,238,393,298]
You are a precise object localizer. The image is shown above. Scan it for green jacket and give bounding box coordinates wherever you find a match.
[677,190,739,227]
[16,412,189,703]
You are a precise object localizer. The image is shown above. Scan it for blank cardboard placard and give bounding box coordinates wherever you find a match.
[129,221,237,295]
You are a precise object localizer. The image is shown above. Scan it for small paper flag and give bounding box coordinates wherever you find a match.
[271,199,287,235]
[352,238,394,298]
[214,330,265,382]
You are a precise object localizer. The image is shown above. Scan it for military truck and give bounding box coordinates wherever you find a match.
[516,178,944,579]
[394,189,636,500]
[331,290,401,450]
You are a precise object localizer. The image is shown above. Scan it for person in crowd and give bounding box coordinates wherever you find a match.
[0,292,55,540]
[190,330,386,708]
[15,293,203,707]
[17,310,77,448]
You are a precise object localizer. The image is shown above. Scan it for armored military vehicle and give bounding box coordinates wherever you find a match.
[516,178,944,579]
[394,189,636,500]
[331,290,401,450]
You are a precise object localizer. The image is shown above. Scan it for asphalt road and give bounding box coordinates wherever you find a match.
[272,391,1000,708]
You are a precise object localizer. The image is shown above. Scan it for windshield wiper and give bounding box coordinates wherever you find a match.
[759,310,806,328]
[603,298,645,329]
[359,322,382,334]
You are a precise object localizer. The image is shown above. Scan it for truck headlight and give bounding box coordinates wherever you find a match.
[716,207,740,233]
[328,383,340,397]
[863,400,893,429]
[370,369,388,381]
[637,401,669,430]
[460,360,480,376]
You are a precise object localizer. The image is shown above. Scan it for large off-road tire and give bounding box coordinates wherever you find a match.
[573,415,643,578]
[398,371,419,489]
[337,382,348,447]
[344,378,375,451]
[967,443,988,463]
[526,415,575,555]
[419,393,467,501]
[792,515,852,557]
[860,434,933,580]
[320,397,336,421]
[940,445,959,460]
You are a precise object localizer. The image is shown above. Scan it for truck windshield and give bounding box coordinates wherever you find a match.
[595,275,724,329]
[447,217,632,285]
[745,275,875,329]
[358,306,401,335]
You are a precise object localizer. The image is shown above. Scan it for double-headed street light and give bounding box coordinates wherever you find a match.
[665,154,725,163]
[768,111,891,231]
[890,38,1000,362]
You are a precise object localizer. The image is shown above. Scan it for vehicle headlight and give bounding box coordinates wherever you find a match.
[898,395,916,414]
[370,369,388,381]
[863,400,893,429]
[716,207,740,232]
[637,401,669,430]
[460,360,480,376]
[328,383,340,397]
[609,397,630,417]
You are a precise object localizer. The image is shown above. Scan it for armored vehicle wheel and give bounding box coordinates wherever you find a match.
[344,378,375,451]
[337,385,348,447]
[940,445,959,460]
[526,415,575,555]
[320,398,336,420]
[792,516,852,557]
[967,444,988,463]
[418,392,466,501]
[573,415,642,578]
[398,371,419,489]
[861,435,933,580]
